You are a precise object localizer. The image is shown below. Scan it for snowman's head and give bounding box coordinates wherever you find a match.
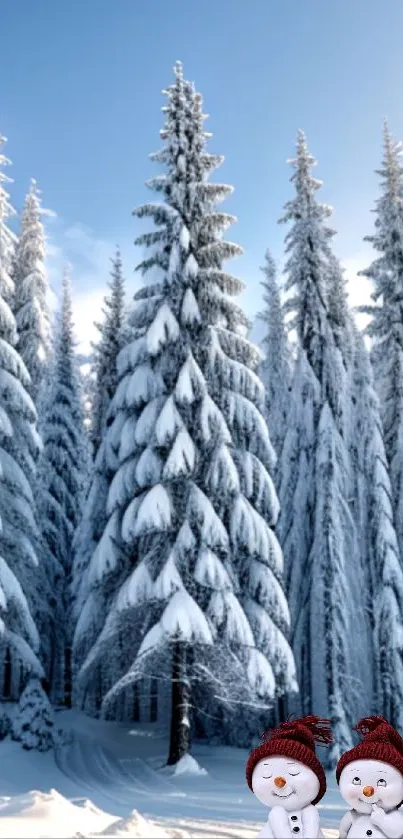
[339,759,403,813]
[252,754,320,811]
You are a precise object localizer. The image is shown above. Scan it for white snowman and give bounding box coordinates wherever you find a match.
[246,716,332,838]
[337,716,403,839]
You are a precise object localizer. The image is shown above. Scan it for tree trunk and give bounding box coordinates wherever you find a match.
[150,677,158,722]
[64,645,72,707]
[167,643,190,765]
[278,694,287,723]
[3,647,11,698]
[133,683,140,722]
[48,633,55,700]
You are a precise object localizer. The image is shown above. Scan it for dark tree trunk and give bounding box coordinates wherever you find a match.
[150,677,158,722]
[3,647,11,698]
[48,634,55,700]
[95,672,103,714]
[133,683,140,722]
[65,645,72,707]
[278,694,287,723]
[167,643,190,765]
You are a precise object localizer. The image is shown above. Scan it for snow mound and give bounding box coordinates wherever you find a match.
[171,754,208,776]
[96,809,189,837]
[0,788,190,839]
[0,789,116,838]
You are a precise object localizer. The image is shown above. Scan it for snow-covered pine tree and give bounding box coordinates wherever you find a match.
[91,247,125,454]
[38,270,89,705]
[13,677,54,751]
[0,136,43,698]
[12,178,56,692]
[359,123,403,561]
[350,329,403,727]
[257,250,291,460]
[13,179,51,404]
[72,251,126,708]
[277,131,356,762]
[78,64,296,763]
[323,256,375,716]
[324,189,403,729]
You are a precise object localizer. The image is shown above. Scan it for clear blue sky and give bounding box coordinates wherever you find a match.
[1,0,403,346]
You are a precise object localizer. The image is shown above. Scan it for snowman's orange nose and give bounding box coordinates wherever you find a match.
[363,786,375,798]
[274,776,287,788]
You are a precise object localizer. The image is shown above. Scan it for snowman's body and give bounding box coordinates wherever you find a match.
[339,759,403,839]
[344,812,387,838]
[256,804,324,838]
[252,755,324,839]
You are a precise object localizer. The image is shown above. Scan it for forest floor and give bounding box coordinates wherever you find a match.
[0,710,342,837]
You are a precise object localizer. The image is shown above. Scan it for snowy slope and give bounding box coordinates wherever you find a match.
[0,711,342,837]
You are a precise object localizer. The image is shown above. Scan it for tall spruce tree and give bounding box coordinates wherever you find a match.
[72,250,126,708]
[78,64,296,763]
[359,123,403,560]
[38,271,89,704]
[12,179,55,687]
[350,329,403,726]
[324,258,373,712]
[325,247,403,722]
[258,250,291,460]
[277,131,356,762]
[13,179,51,404]
[91,248,125,454]
[0,136,42,696]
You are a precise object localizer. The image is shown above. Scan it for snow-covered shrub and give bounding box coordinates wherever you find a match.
[13,677,54,751]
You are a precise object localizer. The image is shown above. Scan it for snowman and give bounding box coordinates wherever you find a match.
[246,715,332,838]
[337,716,403,839]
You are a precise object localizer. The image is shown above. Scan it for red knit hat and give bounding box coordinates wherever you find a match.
[246,716,332,805]
[336,716,403,784]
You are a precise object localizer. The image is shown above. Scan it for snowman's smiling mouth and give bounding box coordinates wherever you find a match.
[273,790,295,799]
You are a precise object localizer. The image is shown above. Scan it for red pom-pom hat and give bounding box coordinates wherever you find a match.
[246,715,332,805]
[336,716,403,784]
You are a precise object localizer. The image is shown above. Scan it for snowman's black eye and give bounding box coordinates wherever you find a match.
[352,777,361,785]
[378,779,387,787]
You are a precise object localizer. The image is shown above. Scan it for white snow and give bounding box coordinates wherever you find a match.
[155,396,184,446]
[0,789,116,838]
[134,396,165,446]
[133,483,173,536]
[0,788,182,838]
[175,354,205,404]
[125,364,165,407]
[184,254,198,279]
[179,225,190,252]
[146,303,180,356]
[161,589,214,644]
[180,288,201,325]
[194,547,231,590]
[0,711,341,837]
[115,563,153,611]
[188,484,228,548]
[153,555,183,600]
[163,427,196,478]
[170,754,207,777]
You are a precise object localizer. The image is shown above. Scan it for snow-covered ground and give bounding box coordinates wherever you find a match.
[0,710,343,837]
